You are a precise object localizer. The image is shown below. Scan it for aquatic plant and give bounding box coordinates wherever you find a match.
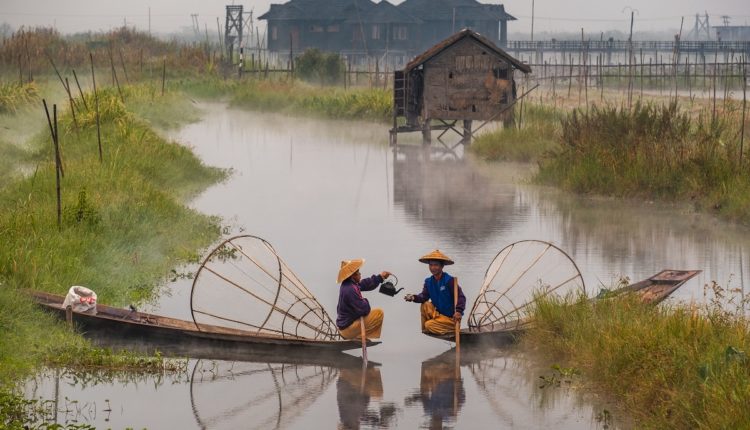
[471,103,563,162]
[525,285,750,428]
[229,80,392,122]
[295,48,346,85]
[536,100,750,223]
[0,82,39,114]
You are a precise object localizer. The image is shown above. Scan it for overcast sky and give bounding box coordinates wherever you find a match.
[1,0,748,36]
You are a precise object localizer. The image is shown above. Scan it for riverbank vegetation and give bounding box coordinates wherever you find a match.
[526,284,750,428]
[0,69,225,427]
[535,101,750,223]
[470,103,562,162]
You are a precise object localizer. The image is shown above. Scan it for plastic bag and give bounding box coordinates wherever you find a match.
[62,286,97,314]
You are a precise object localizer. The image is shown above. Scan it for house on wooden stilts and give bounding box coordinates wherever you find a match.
[391,29,531,149]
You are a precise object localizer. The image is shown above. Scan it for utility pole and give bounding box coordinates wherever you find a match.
[531,0,535,42]
[148,7,151,35]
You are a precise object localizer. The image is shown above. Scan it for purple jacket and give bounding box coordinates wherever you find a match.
[336,274,383,329]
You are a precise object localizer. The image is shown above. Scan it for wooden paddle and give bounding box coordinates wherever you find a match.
[453,277,460,356]
[360,316,368,364]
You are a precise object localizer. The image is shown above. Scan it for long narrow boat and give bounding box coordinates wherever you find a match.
[30,290,379,353]
[426,269,701,345]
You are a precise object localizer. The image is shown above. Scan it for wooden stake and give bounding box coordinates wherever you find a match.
[65,78,78,130]
[90,53,103,163]
[72,69,88,111]
[42,99,64,178]
[119,48,130,84]
[108,45,124,102]
[161,57,166,96]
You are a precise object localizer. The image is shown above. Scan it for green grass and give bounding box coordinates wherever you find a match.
[0,82,226,393]
[471,103,563,162]
[535,101,750,223]
[0,82,40,114]
[228,80,392,122]
[525,288,750,428]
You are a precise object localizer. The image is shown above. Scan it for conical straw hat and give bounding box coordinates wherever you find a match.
[418,249,454,265]
[337,259,365,283]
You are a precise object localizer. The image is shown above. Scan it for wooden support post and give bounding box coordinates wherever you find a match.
[462,120,472,145]
[422,118,432,145]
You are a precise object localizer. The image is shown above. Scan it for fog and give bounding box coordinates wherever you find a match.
[1,0,748,37]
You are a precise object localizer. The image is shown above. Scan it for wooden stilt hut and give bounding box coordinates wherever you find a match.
[391,28,531,147]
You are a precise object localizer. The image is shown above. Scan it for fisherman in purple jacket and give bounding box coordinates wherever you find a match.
[404,250,466,335]
[336,258,391,340]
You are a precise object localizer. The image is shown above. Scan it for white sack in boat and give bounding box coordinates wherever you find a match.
[62,285,98,314]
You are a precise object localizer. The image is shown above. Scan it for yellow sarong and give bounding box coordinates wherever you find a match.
[339,308,384,340]
[421,302,457,335]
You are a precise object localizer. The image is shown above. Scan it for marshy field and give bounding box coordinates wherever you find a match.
[1,27,749,429]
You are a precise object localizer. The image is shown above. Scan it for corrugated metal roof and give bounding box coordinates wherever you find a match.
[404,28,531,73]
[259,0,377,21]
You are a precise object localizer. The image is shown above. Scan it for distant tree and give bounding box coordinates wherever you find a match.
[0,23,14,41]
[295,48,346,85]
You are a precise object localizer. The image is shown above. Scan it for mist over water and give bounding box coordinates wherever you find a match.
[26,103,750,429]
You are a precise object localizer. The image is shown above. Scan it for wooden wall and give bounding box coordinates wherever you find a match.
[421,38,514,121]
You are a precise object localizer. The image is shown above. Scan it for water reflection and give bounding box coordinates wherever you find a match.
[190,359,336,430]
[465,347,621,429]
[337,366,398,429]
[405,353,465,430]
[393,145,526,247]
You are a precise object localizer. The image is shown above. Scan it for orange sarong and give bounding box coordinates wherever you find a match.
[339,308,384,340]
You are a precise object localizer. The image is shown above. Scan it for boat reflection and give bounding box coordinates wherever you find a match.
[190,358,339,430]
[405,353,465,430]
[337,365,398,429]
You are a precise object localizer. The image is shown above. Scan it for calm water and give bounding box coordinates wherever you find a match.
[27,103,750,429]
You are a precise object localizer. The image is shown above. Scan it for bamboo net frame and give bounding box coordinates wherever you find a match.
[190,235,342,341]
[468,240,585,331]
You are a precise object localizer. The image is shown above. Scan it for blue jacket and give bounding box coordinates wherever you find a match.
[336,274,383,329]
[412,272,466,317]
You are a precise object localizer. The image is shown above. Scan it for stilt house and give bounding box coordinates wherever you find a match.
[391,28,531,146]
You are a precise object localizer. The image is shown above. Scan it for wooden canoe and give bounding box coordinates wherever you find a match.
[30,291,380,353]
[425,269,701,345]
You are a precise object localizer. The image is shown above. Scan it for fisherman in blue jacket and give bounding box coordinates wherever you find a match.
[404,250,466,335]
[336,258,391,340]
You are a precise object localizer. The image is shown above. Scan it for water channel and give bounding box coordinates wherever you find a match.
[26,103,750,429]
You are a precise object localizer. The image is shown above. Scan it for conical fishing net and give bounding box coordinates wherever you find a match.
[468,240,585,331]
[190,235,342,341]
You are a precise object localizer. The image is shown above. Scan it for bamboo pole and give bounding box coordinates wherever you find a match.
[72,69,88,111]
[741,64,747,169]
[65,77,78,130]
[453,277,460,357]
[108,45,124,102]
[161,57,166,96]
[42,99,64,178]
[360,316,367,363]
[90,53,103,163]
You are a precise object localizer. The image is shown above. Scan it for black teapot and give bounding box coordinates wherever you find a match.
[379,274,403,297]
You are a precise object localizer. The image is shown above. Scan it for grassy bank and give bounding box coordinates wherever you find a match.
[230,80,392,122]
[535,101,750,222]
[470,103,562,162]
[526,290,750,428]
[0,83,225,393]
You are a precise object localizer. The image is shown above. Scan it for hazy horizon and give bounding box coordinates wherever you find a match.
[1,0,748,38]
